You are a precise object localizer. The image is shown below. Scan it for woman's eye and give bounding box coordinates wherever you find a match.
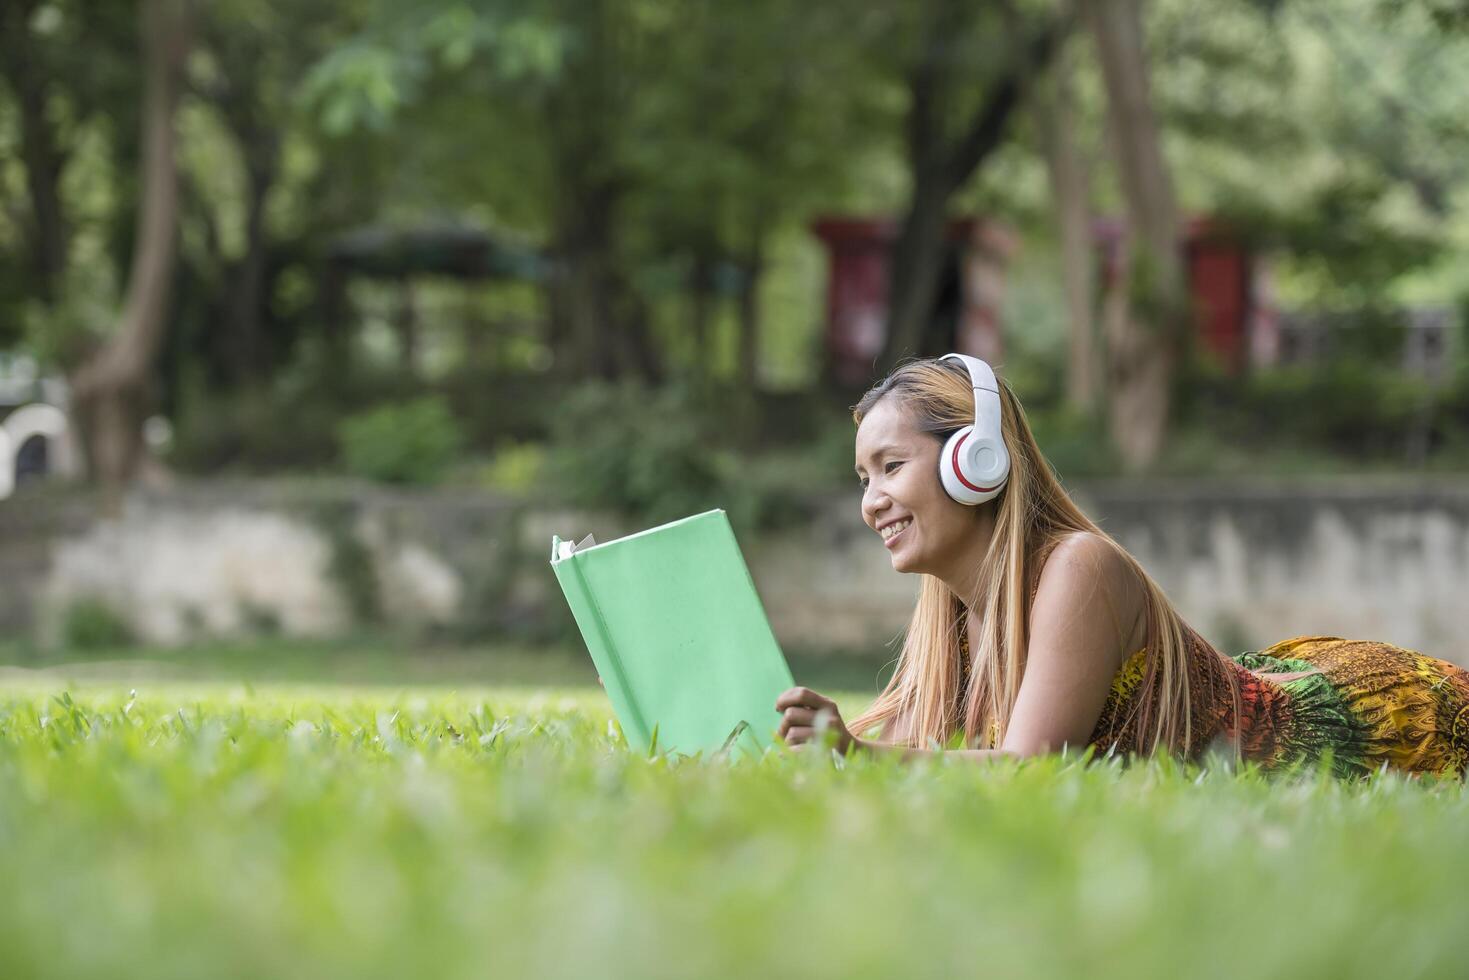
[859,462,902,490]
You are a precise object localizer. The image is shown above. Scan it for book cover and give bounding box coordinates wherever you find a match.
[549,509,794,758]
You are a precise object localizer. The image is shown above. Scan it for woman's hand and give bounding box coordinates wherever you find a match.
[775,687,862,755]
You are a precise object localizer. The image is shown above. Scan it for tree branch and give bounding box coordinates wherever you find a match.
[944,3,1074,188]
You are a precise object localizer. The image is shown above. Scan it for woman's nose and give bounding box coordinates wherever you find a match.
[862,485,887,523]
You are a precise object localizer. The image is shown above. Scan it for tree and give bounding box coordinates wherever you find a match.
[876,0,1071,375]
[69,0,191,497]
[1088,0,1185,470]
[1039,37,1099,413]
[302,0,884,393]
[0,0,138,351]
[0,0,69,307]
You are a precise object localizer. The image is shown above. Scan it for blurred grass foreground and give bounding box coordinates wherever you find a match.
[1,682,1466,980]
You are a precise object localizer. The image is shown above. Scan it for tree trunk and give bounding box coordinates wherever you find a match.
[319,261,351,387]
[688,248,714,380]
[884,179,953,368]
[1088,0,1186,470]
[879,11,1068,374]
[220,149,278,385]
[1,0,69,305]
[552,179,615,380]
[736,234,764,393]
[611,284,663,384]
[393,276,419,375]
[729,230,766,449]
[69,0,190,502]
[1040,41,1099,414]
[551,178,662,385]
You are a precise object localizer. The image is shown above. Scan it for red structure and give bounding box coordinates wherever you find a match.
[1094,216,1254,374]
[810,218,1016,386]
[813,214,1254,385]
[810,218,894,384]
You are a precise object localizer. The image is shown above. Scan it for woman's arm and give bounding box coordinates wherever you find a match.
[998,531,1138,756]
[776,532,1140,764]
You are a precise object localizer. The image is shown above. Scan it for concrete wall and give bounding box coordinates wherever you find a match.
[2,477,1466,662]
[1074,477,1469,660]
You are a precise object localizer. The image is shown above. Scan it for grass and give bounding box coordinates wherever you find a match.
[0,636,897,694]
[0,678,1467,980]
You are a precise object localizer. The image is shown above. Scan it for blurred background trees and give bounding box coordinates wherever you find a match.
[3,0,1469,524]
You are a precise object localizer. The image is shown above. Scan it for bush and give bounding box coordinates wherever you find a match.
[59,599,135,650]
[547,381,728,526]
[546,381,846,532]
[169,384,344,473]
[480,439,547,494]
[337,396,465,485]
[1179,362,1433,462]
[1023,406,1120,481]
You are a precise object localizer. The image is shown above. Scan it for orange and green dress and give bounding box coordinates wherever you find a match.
[1087,628,1469,778]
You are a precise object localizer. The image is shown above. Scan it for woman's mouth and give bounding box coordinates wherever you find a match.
[882,519,912,549]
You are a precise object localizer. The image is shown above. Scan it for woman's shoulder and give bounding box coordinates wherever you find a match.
[1029,531,1148,644]
[1031,530,1134,593]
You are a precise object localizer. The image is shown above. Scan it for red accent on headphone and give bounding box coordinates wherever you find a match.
[950,431,1001,493]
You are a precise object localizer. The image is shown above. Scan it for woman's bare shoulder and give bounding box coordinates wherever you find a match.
[1031,531,1147,639]
[1038,530,1135,577]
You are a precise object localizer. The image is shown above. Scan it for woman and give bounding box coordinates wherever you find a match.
[775,354,1469,778]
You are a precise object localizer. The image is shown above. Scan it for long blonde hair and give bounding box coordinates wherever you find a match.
[846,357,1221,757]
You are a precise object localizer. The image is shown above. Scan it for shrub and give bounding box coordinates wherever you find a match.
[480,439,547,494]
[59,598,135,650]
[1024,406,1120,480]
[337,396,465,485]
[547,380,728,527]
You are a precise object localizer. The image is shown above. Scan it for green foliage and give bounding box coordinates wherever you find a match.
[337,395,465,485]
[1025,407,1122,481]
[479,439,547,494]
[1219,177,1445,305]
[8,0,1469,493]
[57,599,135,650]
[546,380,729,527]
[1176,345,1469,465]
[545,381,842,532]
[169,381,347,473]
[310,502,380,625]
[0,684,1465,980]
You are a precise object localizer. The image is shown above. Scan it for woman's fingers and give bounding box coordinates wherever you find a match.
[781,726,815,745]
[777,706,816,738]
[775,689,853,752]
[775,686,832,712]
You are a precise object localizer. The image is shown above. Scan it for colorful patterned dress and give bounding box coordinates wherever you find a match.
[978,540,1469,778]
[1087,630,1469,778]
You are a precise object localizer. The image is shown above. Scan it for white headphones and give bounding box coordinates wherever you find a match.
[938,353,1010,505]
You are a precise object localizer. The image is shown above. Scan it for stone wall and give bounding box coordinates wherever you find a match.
[1073,477,1469,660]
[2,476,1467,662]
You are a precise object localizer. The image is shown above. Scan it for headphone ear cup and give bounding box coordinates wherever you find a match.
[940,425,978,505]
[940,425,1010,505]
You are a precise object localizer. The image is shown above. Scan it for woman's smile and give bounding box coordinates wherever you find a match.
[882,519,912,549]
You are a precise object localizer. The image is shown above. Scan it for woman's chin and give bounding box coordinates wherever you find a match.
[889,546,920,573]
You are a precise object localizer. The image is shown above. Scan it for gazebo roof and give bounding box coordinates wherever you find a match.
[327,222,548,281]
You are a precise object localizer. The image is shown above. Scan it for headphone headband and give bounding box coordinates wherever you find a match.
[940,353,998,422]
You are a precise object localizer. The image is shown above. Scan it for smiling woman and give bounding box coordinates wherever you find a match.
[776,354,1469,779]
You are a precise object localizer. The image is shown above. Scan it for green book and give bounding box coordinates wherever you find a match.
[549,509,794,758]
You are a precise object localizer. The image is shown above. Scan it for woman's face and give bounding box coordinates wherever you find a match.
[854,398,985,576]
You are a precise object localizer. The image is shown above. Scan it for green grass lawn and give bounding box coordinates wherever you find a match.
[1,679,1466,980]
[0,636,897,693]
